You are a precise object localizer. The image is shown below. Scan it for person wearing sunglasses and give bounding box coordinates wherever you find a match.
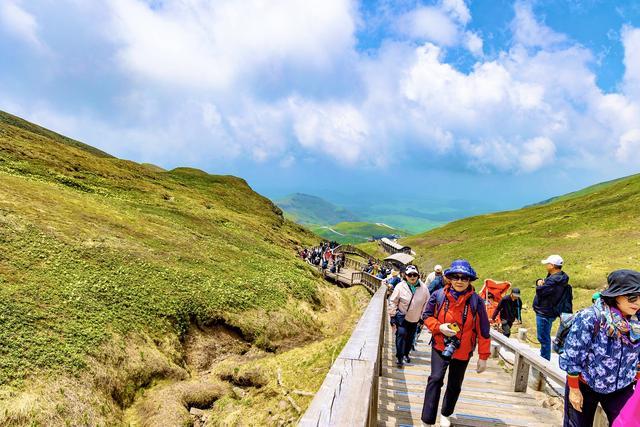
[387,265,430,367]
[560,269,640,427]
[420,260,491,427]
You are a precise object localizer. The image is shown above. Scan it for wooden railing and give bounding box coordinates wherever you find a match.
[490,329,607,426]
[299,284,387,426]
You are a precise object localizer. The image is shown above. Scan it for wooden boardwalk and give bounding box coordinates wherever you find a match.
[378,323,563,427]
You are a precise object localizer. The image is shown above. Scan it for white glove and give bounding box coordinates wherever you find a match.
[476,359,487,374]
[439,323,457,337]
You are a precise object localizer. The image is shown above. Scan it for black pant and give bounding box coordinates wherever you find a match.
[421,348,470,424]
[395,319,418,360]
[563,381,635,427]
[501,319,513,337]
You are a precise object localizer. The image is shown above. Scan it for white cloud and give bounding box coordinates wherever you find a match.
[616,129,640,163]
[399,6,459,46]
[4,0,640,175]
[290,98,372,165]
[465,31,484,56]
[511,1,566,49]
[108,0,356,90]
[519,137,556,172]
[441,0,471,25]
[397,1,480,55]
[622,25,640,101]
[0,0,45,50]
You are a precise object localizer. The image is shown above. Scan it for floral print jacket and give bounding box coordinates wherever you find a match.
[559,306,640,393]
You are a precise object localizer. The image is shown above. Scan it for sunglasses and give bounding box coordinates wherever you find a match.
[626,294,640,303]
[448,274,471,282]
[406,273,419,278]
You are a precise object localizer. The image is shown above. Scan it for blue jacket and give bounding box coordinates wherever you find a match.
[559,305,640,394]
[533,271,572,318]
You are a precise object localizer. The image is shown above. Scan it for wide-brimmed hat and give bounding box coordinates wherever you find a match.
[444,259,478,281]
[601,269,640,297]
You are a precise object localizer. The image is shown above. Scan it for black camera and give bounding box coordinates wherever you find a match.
[442,336,461,359]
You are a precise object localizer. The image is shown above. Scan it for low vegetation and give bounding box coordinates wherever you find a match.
[0,111,369,425]
[402,173,640,332]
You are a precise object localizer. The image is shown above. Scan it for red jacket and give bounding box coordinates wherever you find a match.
[423,286,491,361]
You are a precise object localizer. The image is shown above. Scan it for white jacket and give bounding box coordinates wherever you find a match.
[387,280,430,323]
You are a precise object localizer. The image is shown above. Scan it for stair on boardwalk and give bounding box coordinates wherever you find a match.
[378,327,563,426]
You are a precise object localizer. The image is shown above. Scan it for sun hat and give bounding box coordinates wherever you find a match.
[601,270,640,297]
[541,254,564,266]
[444,259,478,281]
[434,264,443,273]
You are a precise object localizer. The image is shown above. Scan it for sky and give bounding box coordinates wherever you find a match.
[1,0,640,214]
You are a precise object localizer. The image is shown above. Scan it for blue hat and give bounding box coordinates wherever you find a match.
[444,259,478,281]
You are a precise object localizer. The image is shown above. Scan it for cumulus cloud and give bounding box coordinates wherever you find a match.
[616,129,640,164]
[0,0,45,50]
[397,0,481,55]
[622,25,640,100]
[108,0,356,90]
[3,0,640,175]
[511,1,567,49]
[398,6,459,46]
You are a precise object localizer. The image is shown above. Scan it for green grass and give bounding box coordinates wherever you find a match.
[0,111,346,424]
[403,172,640,334]
[310,221,408,244]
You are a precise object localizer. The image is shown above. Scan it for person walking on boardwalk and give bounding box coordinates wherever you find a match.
[420,259,491,427]
[560,269,640,427]
[426,264,445,293]
[492,288,522,338]
[533,254,573,360]
[387,265,430,367]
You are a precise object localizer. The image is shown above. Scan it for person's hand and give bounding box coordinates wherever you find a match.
[476,359,487,373]
[513,320,522,325]
[569,388,583,412]
[439,323,457,337]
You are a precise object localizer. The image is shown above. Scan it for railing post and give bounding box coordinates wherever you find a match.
[490,342,500,359]
[512,351,531,392]
[517,328,527,342]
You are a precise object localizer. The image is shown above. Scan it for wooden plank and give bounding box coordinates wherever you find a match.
[338,286,386,362]
[300,285,387,427]
[299,358,374,426]
[512,351,530,392]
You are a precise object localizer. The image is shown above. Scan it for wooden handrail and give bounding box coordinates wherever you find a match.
[489,329,565,390]
[299,285,387,426]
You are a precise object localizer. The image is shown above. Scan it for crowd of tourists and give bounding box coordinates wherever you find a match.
[381,255,639,427]
[299,241,344,273]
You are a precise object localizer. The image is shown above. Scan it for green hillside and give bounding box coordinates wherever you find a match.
[276,193,360,225]
[0,111,368,425]
[311,221,408,244]
[403,173,640,332]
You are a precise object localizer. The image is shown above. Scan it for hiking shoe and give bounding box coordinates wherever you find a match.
[404,355,411,363]
[439,415,451,427]
[396,357,404,367]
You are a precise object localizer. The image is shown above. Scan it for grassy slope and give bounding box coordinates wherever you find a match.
[402,173,640,332]
[311,221,408,244]
[0,111,365,424]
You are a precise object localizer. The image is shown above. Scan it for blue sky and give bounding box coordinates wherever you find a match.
[1,0,640,215]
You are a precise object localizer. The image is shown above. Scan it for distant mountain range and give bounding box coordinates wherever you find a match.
[275,193,444,242]
[276,193,361,226]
